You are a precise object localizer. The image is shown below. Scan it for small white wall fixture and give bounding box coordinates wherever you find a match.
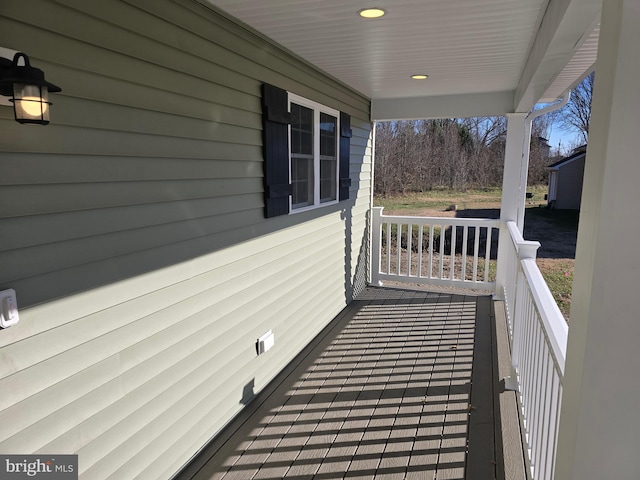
[0,289,19,328]
[257,330,275,355]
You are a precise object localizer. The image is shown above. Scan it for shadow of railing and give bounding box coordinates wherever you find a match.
[176,288,498,480]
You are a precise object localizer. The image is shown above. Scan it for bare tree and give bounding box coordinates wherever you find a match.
[374,122,394,196]
[462,116,506,147]
[557,72,594,144]
[374,116,512,195]
[462,116,506,187]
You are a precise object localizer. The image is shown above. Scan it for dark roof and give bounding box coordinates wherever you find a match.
[547,145,587,170]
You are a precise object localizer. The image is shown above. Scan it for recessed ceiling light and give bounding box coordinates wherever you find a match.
[358,8,386,19]
[411,74,429,80]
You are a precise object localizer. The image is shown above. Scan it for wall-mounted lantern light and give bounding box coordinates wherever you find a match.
[0,52,62,125]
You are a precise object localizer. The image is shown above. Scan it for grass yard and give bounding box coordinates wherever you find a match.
[535,259,575,320]
[377,186,504,212]
[375,185,548,213]
[374,186,576,320]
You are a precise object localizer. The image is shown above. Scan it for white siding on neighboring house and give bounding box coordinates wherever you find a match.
[0,0,372,478]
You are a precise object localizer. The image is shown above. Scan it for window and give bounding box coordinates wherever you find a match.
[289,93,339,211]
[261,83,351,219]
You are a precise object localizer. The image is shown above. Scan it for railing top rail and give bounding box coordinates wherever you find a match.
[378,214,500,228]
[521,258,569,376]
[507,220,525,244]
[506,220,540,257]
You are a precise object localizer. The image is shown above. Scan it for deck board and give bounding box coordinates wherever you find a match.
[493,302,527,480]
[177,287,519,480]
[465,291,497,480]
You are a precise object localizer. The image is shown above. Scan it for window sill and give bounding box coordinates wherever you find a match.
[290,199,339,214]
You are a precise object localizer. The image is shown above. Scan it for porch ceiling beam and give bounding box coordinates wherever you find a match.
[514,0,601,112]
[370,91,515,122]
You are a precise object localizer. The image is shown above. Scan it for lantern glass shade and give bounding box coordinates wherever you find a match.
[12,83,50,124]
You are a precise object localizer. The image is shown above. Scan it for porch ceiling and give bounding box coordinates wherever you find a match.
[203,0,600,120]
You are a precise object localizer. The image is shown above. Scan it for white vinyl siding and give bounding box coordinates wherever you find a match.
[0,0,372,478]
[555,155,585,210]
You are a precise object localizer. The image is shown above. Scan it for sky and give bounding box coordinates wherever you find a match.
[547,127,582,155]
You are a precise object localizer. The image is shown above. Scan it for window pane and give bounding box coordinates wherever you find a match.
[320,113,337,157]
[319,113,337,203]
[320,157,337,202]
[291,102,315,209]
[292,155,314,208]
[291,103,313,155]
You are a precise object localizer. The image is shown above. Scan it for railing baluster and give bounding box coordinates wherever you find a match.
[532,331,548,477]
[385,220,391,274]
[522,287,535,416]
[473,226,480,282]
[538,354,553,480]
[524,290,536,416]
[439,223,445,279]
[484,226,492,282]
[450,223,457,280]
[407,223,413,276]
[532,315,545,459]
[417,225,424,278]
[396,222,401,275]
[428,224,434,279]
[462,225,468,281]
[550,381,563,480]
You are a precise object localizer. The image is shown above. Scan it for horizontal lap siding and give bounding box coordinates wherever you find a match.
[556,159,585,210]
[0,0,371,479]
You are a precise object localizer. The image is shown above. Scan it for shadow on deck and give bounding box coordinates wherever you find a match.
[177,287,525,480]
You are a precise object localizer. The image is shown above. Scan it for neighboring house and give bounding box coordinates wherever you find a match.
[547,145,587,209]
[536,136,552,157]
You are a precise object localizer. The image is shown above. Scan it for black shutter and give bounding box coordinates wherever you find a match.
[261,83,292,218]
[339,111,352,201]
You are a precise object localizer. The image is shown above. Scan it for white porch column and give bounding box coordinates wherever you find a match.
[495,113,532,297]
[555,1,640,478]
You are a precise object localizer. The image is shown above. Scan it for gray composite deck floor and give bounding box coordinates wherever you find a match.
[178,286,523,480]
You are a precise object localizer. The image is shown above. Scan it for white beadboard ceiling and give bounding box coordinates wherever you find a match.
[204,0,601,119]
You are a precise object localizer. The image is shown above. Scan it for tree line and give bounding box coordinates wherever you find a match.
[374,72,593,196]
[374,117,552,196]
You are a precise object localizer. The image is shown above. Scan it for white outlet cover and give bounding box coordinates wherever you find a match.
[257,330,275,354]
[0,289,19,328]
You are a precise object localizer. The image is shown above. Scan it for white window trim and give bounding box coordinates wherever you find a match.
[288,92,340,213]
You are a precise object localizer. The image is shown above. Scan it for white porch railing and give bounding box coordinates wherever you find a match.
[370,207,569,480]
[371,207,499,290]
[503,220,568,480]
